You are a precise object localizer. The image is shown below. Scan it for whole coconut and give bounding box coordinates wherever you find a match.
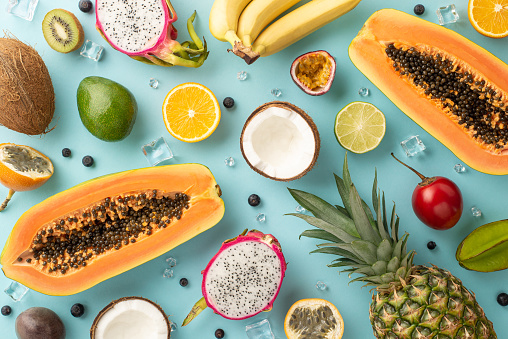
[15,307,65,339]
[0,36,55,135]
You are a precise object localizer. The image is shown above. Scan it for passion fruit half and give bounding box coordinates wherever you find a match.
[0,143,54,211]
[290,50,336,96]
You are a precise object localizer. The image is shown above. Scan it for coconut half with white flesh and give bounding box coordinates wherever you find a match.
[240,101,320,181]
[90,297,170,339]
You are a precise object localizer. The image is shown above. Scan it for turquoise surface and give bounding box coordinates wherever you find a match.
[1,0,508,338]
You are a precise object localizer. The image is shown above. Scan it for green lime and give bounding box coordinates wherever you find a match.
[334,102,386,154]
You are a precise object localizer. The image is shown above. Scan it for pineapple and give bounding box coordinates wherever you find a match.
[288,155,497,338]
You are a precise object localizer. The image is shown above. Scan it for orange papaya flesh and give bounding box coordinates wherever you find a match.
[349,9,508,175]
[0,164,224,296]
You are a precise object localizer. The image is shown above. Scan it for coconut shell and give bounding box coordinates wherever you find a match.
[240,101,321,181]
[90,296,171,339]
[0,37,55,135]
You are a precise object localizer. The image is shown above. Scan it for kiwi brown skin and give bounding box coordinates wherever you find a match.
[42,9,84,53]
[15,307,66,339]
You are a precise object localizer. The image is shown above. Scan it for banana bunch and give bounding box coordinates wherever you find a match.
[209,0,362,64]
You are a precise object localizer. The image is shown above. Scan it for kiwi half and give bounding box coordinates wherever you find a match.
[42,9,84,53]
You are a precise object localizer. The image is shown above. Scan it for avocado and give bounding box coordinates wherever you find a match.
[77,76,137,142]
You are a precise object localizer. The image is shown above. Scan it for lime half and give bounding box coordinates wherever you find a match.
[334,102,386,154]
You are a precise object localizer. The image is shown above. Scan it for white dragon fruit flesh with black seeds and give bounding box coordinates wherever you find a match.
[96,0,166,53]
[95,0,208,67]
[182,230,287,325]
[204,240,283,319]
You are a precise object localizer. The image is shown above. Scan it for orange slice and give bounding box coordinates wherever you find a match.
[162,82,221,143]
[468,0,508,38]
[284,298,344,339]
[0,143,54,211]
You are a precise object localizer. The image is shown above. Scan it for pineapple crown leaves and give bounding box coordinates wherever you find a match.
[287,153,415,291]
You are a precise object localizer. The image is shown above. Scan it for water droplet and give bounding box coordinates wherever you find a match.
[471,206,482,217]
[454,164,465,173]
[165,257,177,267]
[358,87,369,96]
[256,213,266,222]
[169,321,177,332]
[271,88,282,97]
[162,268,174,278]
[237,71,248,81]
[225,156,235,167]
[296,205,306,213]
[315,281,327,290]
[149,78,159,89]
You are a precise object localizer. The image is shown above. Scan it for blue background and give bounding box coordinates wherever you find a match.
[1,0,508,338]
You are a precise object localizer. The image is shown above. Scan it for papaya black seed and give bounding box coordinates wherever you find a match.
[27,191,190,275]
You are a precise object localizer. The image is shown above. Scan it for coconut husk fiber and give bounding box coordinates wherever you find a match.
[0,36,55,135]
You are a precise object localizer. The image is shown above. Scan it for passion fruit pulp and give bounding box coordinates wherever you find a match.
[290,50,336,96]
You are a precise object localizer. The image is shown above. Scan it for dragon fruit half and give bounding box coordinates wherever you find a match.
[182,229,287,325]
[96,0,208,67]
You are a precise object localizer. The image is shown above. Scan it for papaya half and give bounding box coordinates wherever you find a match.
[349,9,508,175]
[0,164,224,295]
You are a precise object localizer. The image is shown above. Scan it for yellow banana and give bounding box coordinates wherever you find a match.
[237,0,303,47]
[209,0,253,46]
[243,0,361,62]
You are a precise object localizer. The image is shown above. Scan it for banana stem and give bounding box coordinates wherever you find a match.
[0,189,15,212]
[187,11,204,50]
[231,41,260,65]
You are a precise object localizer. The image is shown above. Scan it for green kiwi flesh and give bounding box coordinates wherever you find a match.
[42,9,84,54]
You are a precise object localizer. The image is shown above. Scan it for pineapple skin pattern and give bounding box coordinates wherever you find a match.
[370,265,495,338]
[288,155,497,338]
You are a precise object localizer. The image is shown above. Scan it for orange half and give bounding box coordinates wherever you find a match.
[468,0,508,38]
[162,82,221,143]
[0,143,53,192]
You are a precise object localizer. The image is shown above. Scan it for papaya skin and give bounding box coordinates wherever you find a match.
[1,164,224,296]
[349,9,508,175]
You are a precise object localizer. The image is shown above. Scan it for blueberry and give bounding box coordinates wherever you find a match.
[1,305,11,316]
[70,303,85,317]
[215,328,225,338]
[414,4,425,15]
[82,155,94,167]
[62,148,71,157]
[223,97,235,109]
[179,278,189,287]
[79,0,93,13]
[427,241,436,250]
[497,293,508,306]
[248,194,260,206]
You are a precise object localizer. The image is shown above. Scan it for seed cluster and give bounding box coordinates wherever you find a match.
[205,241,282,318]
[97,0,165,53]
[296,54,332,90]
[385,44,508,151]
[288,305,338,338]
[48,16,74,46]
[21,191,189,275]
[2,146,52,174]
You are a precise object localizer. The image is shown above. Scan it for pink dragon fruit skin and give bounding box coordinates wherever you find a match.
[182,229,287,325]
[95,0,208,67]
[202,230,287,320]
